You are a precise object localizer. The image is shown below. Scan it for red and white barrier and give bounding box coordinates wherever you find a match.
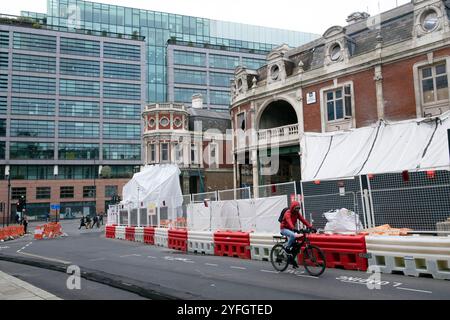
[188,231,214,255]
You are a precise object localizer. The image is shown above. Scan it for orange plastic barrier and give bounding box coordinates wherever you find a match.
[0,225,25,240]
[34,223,63,240]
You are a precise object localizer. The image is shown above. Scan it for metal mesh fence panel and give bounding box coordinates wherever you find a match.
[258,182,297,206]
[302,178,365,231]
[368,169,450,232]
[139,208,147,227]
[218,187,252,201]
[119,209,128,226]
[130,209,138,227]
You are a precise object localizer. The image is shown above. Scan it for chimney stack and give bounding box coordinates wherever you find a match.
[192,94,203,109]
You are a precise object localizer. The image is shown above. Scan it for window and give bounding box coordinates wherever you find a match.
[161,143,169,162]
[210,72,233,87]
[13,54,56,73]
[209,54,239,69]
[173,143,183,163]
[59,122,99,139]
[36,187,51,200]
[422,9,438,32]
[103,123,140,140]
[60,79,100,97]
[209,143,219,168]
[191,144,198,164]
[210,90,230,106]
[10,142,54,160]
[0,142,5,159]
[0,52,8,70]
[0,119,5,137]
[104,42,141,60]
[242,57,265,70]
[174,88,207,104]
[12,76,56,95]
[59,101,100,118]
[104,82,141,100]
[330,44,342,61]
[9,166,54,180]
[420,62,449,105]
[174,69,206,85]
[0,75,7,93]
[237,113,246,130]
[104,62,141,80]
[60,58,100,78]
[11,98,56,116]
[0,31,9,49]
[59,143,99,160]
[103,144,141,160]
[105,186,118,198]
[10,120,55,138]
[60,186,74,199]
[83,186,96,198]
[104,103,141,120]
[325,85,352,121]
[13,32,56,53]
[0,96,6,115]
[58,166,98,180]
[12,188,26,200]
[149,144,156,162]
[173,50,206,67]
[60,38,100,57]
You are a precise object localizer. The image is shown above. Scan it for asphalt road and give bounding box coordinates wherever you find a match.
[1,220,449,300]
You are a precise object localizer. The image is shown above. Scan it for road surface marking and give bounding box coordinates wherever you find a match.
[89,258,106,262]
[205,263,218,267]
[18,251,71,265]
[261,270,279,274]
[340,280,368,285]
[119,254,142,258]
[147,256,157,259]
[297,274,319,279]
[230,266,247,270]
[397,287,432,294]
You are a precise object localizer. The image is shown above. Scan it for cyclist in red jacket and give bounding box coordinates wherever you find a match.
[280,201,315,254]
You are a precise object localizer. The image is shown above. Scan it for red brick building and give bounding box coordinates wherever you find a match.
[230,0,450,193]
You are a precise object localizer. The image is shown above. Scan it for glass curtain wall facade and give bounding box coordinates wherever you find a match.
[44,0,319,105]
[0,19,145,217]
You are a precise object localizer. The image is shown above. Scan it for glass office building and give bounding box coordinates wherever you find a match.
[41,0,318,106]
[0,15,146,218]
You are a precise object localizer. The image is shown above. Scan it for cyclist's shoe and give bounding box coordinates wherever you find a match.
[292,260,299,269]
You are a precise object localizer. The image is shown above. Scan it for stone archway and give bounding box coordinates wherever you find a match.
[257,99,298,130]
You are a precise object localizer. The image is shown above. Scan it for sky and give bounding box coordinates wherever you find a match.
[3,0,411,35]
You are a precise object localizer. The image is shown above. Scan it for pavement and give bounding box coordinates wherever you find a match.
[1,220,450,300]
[0,268,61,300]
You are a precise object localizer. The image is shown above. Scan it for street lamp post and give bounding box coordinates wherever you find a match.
[5,165,11,227]
[54,165,58,223]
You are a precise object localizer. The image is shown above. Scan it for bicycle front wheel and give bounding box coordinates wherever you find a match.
[270,244,289,272]
[302,245,326,277]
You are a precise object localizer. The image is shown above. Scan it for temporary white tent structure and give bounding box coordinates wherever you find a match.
[121,164,183,208]
[300,112,450,181]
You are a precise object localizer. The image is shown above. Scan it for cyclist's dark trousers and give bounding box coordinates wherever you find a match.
[281,229,296,249]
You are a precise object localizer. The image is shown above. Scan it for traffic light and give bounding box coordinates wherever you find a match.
[17,196,26,213]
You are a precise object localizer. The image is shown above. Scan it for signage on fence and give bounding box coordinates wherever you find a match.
[148,203,156,216]
[50,204,61,210]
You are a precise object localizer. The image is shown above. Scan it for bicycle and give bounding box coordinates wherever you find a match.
[270,228,326,277]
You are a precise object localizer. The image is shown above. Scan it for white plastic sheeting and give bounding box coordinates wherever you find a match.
[301,113,450,181]
[187,195,287,233]
[121,164,183,208]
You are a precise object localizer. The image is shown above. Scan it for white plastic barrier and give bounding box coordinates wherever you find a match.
[250,233,278,261]
[115,226,126,240]
[155,228,168,248]
[135,227,144,243]
[187,231,214,255]
[366,236,450,280]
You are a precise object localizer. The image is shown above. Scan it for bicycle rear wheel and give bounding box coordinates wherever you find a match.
[302,245,326,277]
[270,244,289,272]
